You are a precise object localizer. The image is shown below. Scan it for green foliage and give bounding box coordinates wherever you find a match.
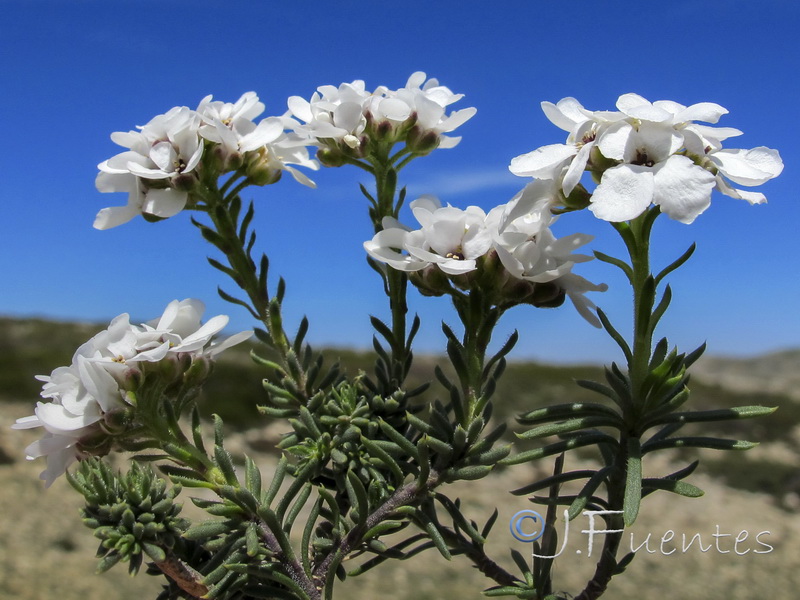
[67,459,188,575]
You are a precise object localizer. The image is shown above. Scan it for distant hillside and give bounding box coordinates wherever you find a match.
[694,349,800,400]
[2,316,798,505]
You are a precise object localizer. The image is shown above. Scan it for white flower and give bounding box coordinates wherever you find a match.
[288,80,372,143]
[100,106,203,181]
[195,92,319,187]
[492,188,595,284]
[591,121,717,223]
[375,71,477,149]
[510,97,624,195]
[288,72,475,152]
[364,196,493,276]
[512,93,783,224]
[95,105,203,228]
[11,299,252,486]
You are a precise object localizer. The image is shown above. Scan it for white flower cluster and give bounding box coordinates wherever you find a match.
[364,187,606,325]
[95,92,318,230]
[12,299,252,486]
[510,94,784,223]
[287,72,477,153]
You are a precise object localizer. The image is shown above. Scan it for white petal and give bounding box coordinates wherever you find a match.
[715,176,768,205]
[207,330,253,357]
[617,93,671,122]
[562,141,593,196]
[589,165,654,222]
[93,206,139,230]
[710,147,784,186]
[652,156,716,224]
[597,121,633,161]
[673,102,728,124]
[143,189,188,218]
[541,98,589,131]
[509,144,578,178]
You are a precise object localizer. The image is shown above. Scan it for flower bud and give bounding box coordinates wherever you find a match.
[561,183,592,211]
[529,281,566,308]
[158,352,191,383]
[501,278,536,304]
[76,428,112,458]
[406,126,440,156]
[101,407,134,435]
[203,144,226,175]
[375,120,394,141]
[172,172,198,192]
[184,356,214,388]
[122,367,143,392]
[245,148,283,185]
[224,150,244,173]
[316,147,347,168]
[409,265,451,296]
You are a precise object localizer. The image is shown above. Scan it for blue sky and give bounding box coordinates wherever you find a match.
[0,0,797,363]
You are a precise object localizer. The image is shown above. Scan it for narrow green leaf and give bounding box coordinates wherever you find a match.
[567,467,613,520]
[655,242,696,285]
[379,420,419,460]
[517,416,622,440]
[301,498,321,577]
[214,445,238,486]
[597,309,633,364]
[642,477,704,498]
[501,433,619,466]
[623,438,642,526]
[361,436,404,483]
[512,469,596,497]
[263,456,287,507]
[517,402,622,425]
[183,519,231,541]
[345,470,369,525]
[643,436,758,453]
[244,456,262,497]
[594,250,633,281]
[420,515,451,560]
[446,464,493,481]
[649,285,673,334]
[647,405,777,428]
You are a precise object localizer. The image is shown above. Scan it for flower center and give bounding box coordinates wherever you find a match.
[632,149,655,168]
[446,250,465,260]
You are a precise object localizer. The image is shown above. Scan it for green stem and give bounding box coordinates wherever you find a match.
[615,209,659,413]
[372,160,410,391]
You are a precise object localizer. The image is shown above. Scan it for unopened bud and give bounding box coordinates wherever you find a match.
[529,281,566,308]
[375,120,394,141]
[502,278,536,303]
[245,149,283,185]
[316,147,347,168]
[409,266,451,296]
[76,428,112,457]
[225,151,244,172]
[122,367,143,391]
[172,172,198,192]
[102,407,134,434]
[561,183,592,211]
[406,126,440,155]
[184,356,214,388]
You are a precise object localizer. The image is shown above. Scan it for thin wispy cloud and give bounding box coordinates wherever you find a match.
[405,167,523,201]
